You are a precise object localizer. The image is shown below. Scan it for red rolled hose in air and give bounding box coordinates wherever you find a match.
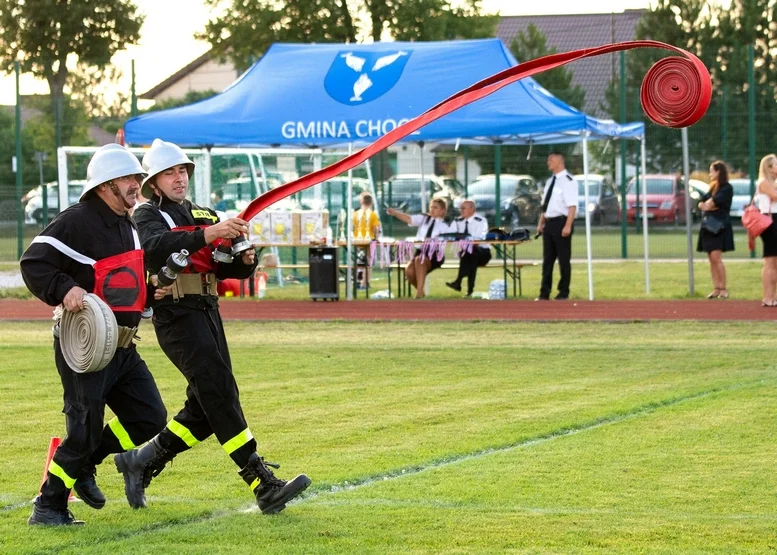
[238,40,711,223]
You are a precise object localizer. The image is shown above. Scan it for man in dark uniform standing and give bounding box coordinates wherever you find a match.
[445,199,491,296]
[536,152,578,301]
[21,144,168,525]
[116,139,310,514]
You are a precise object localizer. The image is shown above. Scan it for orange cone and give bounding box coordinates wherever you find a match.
[35,437,79,502]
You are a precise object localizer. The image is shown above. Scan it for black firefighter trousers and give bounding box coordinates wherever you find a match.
[455,247,493,294]
[152,304,256,469]
[41,340,167,508]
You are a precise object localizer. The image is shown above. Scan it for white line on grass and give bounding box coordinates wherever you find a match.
[246,380,767,512]
[10,379,767,548]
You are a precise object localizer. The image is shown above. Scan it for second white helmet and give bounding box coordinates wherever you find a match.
[82,144,146,201]
[141,138,195,199]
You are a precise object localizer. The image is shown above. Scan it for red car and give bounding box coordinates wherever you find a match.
[625,174,688,224]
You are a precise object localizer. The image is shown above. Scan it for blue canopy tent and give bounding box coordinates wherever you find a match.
[125,39,647,300]
[125,39,642,147]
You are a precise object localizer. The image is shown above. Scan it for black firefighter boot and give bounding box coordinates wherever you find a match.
[29,499,85,526]
[29,490,84,526]
[73,461,105,509]
[113,436,175,509]
[238,453,311,514]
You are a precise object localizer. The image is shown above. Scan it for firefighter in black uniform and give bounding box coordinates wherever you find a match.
[21,144,168,525]
[445,199,491,296]
[116,139,310,514]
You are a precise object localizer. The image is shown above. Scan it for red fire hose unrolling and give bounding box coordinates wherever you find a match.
[238,40,711,223]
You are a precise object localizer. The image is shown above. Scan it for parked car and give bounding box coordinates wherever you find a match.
[729,178,754,220]
[221,171,288,211]
[382,174,463,216]
[457,174,542,228]
[625,174,688,224]
[24,181,86,224]
[298,177,371,213]
[573,174,620,224]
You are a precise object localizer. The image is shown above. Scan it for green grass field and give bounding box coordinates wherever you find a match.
[1,321,775,553]
[0,223,765,263]
[2,259,768,302]
[251,259,768,301]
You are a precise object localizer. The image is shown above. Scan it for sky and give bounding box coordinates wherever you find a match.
[0,0,649,106]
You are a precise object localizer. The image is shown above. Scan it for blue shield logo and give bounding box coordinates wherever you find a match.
[324,50,412,105]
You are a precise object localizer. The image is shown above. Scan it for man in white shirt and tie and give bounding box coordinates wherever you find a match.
[445,199,491,296]
[536,152,578,301]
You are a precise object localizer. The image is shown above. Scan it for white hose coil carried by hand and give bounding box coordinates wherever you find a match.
[60,293,118,373]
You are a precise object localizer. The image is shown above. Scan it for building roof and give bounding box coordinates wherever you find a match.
[139,50,212,99]
[496,9,645,117]
[0,103,44,124]
[1,102,116,146]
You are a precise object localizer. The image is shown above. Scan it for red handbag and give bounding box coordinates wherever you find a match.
[742,199,773,250]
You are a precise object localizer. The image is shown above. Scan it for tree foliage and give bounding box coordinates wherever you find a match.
[199,0,498,72]
[0,108,16,192]
[143,90,220,113]
[0,0,143,120]
[387,0,498,42]
[460,24,589,180]
[603,0,777,176]
[23,96,92,185]
[509,24,585,113]
[0,94,92,196]
[68,65,129,120]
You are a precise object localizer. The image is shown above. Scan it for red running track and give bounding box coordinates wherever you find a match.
[1,298,775,322]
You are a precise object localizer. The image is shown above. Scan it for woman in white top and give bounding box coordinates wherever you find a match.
[755,153,777,306]
[386,198,450,299]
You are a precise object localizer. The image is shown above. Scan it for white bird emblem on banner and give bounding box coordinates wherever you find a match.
[339,51,408,102]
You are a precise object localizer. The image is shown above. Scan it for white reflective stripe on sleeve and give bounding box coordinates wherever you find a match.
[31,236,97,266]
[131,228,141,250]
[160,210,175,229]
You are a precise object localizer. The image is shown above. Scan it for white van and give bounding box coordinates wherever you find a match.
[24,181,86,224]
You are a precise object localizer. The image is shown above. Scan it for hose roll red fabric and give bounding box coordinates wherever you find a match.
[640,55,711,128]
[239,40,711,223]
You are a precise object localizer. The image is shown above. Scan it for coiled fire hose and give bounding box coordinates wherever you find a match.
[237,40,712,223]
[59,293,118,374]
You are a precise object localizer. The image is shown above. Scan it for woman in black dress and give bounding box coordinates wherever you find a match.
[697,160,734,298]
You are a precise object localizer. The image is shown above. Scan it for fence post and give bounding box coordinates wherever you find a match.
[131,59,138,117]
[15,60,23,260]
[619,51,628,259]
[494,141,502,227]
[55,95,62,152]
[464,145,469,197]
[721,84,727,161]
[748,44,756,259]
[681,127,694,295]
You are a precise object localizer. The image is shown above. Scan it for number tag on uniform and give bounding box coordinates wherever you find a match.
[191,209,218,223]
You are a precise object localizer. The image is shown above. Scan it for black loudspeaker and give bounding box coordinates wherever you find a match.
[309,247,339,301]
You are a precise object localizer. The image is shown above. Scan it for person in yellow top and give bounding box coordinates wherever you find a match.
[352,192,381,288]
[353,191,381,239]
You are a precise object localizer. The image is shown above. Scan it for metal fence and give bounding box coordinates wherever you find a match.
[1,47,771,263]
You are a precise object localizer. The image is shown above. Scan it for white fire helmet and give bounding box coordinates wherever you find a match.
[140,138,195,199]
[81,144,146,201]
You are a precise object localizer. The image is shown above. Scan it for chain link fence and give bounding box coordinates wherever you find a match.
[1,47,770,263]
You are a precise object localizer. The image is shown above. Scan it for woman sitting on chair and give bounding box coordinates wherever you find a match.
[386,198,450,299]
